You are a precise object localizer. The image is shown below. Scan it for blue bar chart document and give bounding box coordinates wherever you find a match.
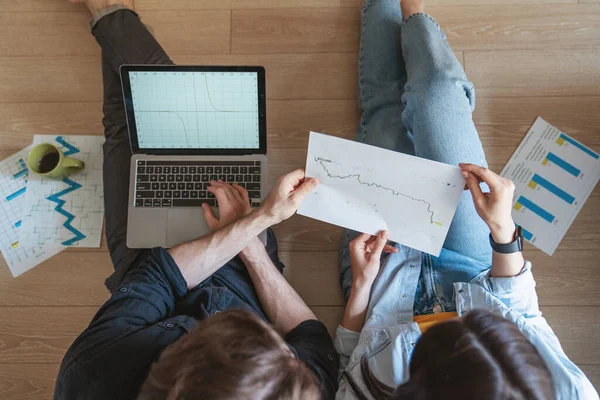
[501,117,600,255]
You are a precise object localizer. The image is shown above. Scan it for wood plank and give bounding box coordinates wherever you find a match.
[281,251,345,306]
[136,0,577,9]
[143,11,231,55]
[0,252,111,307]
[137,0,234,10]
[230,5,599,54]
[0,307,96,364]
[268,100,357,147]
[0,57,102,103]
[178,53,358,100]
[0,0,86,12]
[465,50,600,97]
[435,4,600,51]
[136,0,363,10]
[232,8,360,54]
[0,364,59,400]
[544,306,600,365]
[0,54,357,102]
[0,103,103,149]
[0,11,230,57]
[0,12,97,57]
[473,97,600,148]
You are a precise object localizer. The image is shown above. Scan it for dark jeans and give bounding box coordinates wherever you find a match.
[94,10,280,292]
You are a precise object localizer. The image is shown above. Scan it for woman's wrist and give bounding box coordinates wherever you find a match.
[490,223,516,244]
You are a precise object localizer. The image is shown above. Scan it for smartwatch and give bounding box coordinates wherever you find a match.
[489,225,523,254]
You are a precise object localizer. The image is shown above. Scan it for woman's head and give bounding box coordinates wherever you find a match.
[138,309,321,400]
[360,309,555,400]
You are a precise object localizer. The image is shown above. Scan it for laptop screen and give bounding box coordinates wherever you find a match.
[127,70,261,150]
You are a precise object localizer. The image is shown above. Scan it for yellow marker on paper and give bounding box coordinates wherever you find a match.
[528,181,537,190]
[11,241,19,249]
[514,203,523,212]
[556,137,566,146]
[542,158,549,166]
[434,222,443,226]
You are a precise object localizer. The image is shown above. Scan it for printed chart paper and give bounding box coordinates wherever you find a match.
[0,146,64,277]
[20,135,105,248]
[298,132,465,256]
[501,117,600,255]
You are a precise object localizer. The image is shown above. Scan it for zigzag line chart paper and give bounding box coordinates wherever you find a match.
[298,132,466,256]
[0,146,64,277]
[20,135,105,248]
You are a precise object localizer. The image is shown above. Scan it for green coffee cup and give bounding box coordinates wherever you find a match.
[27,143,85,180]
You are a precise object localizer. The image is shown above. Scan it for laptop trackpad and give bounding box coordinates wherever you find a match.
[166,208,210,247]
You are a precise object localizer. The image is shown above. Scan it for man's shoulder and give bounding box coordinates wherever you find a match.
[55,319,186,400]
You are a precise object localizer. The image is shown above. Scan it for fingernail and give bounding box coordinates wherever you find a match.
[380,231,387,238]
[459,163,465,166]
[462,172,469,179]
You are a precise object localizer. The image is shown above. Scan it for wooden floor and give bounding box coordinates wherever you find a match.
[0,0,599,397]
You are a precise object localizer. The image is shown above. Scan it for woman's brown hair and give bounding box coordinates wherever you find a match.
[138,309,321,400]
[350,309,556,400]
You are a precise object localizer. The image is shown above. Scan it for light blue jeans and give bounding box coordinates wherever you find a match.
[340,0,492,313]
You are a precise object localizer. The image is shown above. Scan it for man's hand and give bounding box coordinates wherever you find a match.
[261,169,318,224]
[460,163,517,244]
[202,180,252,231]
[350,231,397,286]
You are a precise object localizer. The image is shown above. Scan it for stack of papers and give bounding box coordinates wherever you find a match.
[0,135,104,277]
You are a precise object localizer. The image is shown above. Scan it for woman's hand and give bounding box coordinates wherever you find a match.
[460,163,517,244]
[349,231,397,286]
[202,180,252,231]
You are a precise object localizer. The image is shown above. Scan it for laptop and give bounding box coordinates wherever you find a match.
[120,65,268,248]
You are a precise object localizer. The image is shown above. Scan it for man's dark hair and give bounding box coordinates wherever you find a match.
[347,309,556,400]
[138,309,321,400]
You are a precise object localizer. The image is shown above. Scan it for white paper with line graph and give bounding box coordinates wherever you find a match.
[0,146,64,277]
[298,132,465,256]
[20,135,105,249]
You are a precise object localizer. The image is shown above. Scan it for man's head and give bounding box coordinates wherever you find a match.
[138,309,321,400]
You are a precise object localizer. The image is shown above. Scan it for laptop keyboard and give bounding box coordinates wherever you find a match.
[134,160,262,208]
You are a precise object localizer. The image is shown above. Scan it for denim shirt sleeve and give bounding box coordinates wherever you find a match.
[457,261,600,400]
[334,325,361,372]
[468,261,540,317]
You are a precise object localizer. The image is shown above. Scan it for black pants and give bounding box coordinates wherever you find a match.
[94,10,281,292]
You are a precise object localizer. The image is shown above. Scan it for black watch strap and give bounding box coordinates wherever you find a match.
[489,225,523,254]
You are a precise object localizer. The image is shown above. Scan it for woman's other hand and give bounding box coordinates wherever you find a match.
[349,231,397,286]
[460,163,516,244]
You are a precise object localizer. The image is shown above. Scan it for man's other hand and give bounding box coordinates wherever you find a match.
[261,169,318,224]
[202,180,252,231]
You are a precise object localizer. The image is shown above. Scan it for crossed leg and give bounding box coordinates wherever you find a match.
[340,0,491,299]
[84,5,174,291]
